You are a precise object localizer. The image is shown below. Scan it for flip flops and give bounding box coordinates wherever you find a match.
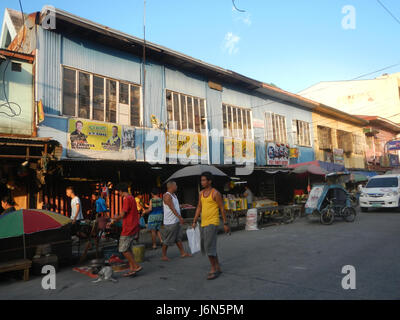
[122,266,143,277]
[122,270,137,277]
[207,270,222,280]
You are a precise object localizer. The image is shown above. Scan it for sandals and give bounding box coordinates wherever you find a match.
[207,270,222,280]
[122,266,143,277]
[122,270,137,277]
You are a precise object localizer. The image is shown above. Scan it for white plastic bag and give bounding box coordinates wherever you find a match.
[186,225,201,254]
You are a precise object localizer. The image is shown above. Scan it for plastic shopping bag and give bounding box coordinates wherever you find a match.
[186,225,201,254]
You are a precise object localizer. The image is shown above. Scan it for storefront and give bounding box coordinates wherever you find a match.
[0,136,60,214]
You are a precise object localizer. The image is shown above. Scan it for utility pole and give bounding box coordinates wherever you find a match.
[142,0,147,162]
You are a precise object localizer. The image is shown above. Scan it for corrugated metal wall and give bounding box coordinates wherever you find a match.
[37,28,61,115]
[36,27,315,165]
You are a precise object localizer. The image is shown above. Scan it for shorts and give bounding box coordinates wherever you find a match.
[162,223,183,246]
[71,220,81,236]
[119,235,135,253]
[201,224,218,257]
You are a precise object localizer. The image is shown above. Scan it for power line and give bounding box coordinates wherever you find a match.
[0,0,24,118]
[376,0,400,26]
[232,0,246,13]
[351,62,400,80]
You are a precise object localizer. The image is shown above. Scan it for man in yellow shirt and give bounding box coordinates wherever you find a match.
[192,172,230,280]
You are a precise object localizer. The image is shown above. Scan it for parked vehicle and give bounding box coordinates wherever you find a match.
[305,174,357,225]
[359,174,400,212]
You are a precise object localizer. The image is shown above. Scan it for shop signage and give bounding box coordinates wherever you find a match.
[166,130,208,163]
[289,148,299,159]
[387,140,400,151]
[67,119,135,160]
[333,148,344,165]
[224,138,255,164]
[266,142,289,166]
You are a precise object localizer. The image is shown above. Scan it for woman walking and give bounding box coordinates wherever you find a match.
[144,188,164,249]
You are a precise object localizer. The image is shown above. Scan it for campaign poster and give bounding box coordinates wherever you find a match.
[67,119,135,160]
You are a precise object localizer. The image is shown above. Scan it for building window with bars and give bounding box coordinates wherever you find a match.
[317,125,332,150]
[222,104,252,139]
[292,120,311,147]
[166,90,206,133]
[62,66,141,127]
[265,112,287,144]
[353,134,365,155]
[337,130,353,153]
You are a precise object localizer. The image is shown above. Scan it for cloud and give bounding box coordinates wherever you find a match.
[232,7,252,26]
[223,32,240,55]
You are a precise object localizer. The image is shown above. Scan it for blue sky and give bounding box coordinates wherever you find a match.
[1,0,399,93]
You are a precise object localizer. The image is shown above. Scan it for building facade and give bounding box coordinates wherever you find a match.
[2,6,317,170]
[312,107,368,169]
[299,72,400,125]
[356,115,400,171]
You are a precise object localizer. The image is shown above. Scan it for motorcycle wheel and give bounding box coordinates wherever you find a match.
[343,207,356,222]
[320,208,334,225]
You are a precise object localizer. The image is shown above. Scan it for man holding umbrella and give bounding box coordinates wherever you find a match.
[192,172,230,280]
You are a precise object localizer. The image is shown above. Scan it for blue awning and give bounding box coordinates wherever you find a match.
[351,171,378,177]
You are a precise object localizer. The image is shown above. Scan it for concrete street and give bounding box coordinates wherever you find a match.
[1,208,400,300]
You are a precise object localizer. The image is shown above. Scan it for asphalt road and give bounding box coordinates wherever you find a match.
[1,208,400,300]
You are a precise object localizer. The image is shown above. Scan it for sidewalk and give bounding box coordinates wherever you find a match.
[72,217,250,263]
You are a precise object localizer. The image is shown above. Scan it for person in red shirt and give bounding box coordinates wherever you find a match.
[109,183,142,277]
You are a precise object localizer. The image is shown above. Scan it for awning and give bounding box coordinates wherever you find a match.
[289,161,346,174]
[264,169,292,174]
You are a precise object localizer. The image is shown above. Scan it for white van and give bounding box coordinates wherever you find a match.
[359,174,400,212]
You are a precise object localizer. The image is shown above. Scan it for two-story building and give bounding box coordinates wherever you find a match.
[4,6,362,211]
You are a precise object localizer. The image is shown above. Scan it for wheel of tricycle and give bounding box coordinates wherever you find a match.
[320,208,334,225]
[342,207,356,222]
[360,207,368,212]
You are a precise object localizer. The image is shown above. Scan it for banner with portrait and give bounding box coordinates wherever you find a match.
[224,138,255,164]
[67,119,135,160]
[166,130,208,163]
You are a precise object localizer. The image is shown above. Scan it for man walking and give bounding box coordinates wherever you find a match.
[109,184,142,277]
[162,180,191,261]
[192,172,230,280]
[66,186,84,239]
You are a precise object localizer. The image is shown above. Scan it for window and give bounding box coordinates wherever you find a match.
[93,76,104,121]
[62,68,76,116]
[166,90,206,133]
[78,72,90,119]
[130,85,141,127]
[106,79,117,123]
[366,178,398,188]
[353,134,365,155]
[337,130,353,153]
[265,112,287,143]
[222,104,252,139]
[292,120,311,147]
[62,67,141,126]
[317,125,332,150]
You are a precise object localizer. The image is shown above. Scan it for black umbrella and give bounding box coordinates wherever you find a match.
[165,165,228,183]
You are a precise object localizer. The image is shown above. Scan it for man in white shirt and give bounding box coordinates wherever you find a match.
[66,186,84,237]
[243,185,254,209]
[161,180,191,261]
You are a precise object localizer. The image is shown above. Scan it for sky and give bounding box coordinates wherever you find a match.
[1,0,400,93]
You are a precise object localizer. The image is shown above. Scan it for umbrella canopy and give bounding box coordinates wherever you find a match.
[165,165,228,183]
[292,164,327,176]
[350,173,369,183]
[0,209,71,240]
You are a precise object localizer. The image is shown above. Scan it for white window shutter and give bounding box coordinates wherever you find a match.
[292,120,298,145]
[265,112,273,141]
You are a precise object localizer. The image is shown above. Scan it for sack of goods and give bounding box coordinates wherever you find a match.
[245,208,259,231]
